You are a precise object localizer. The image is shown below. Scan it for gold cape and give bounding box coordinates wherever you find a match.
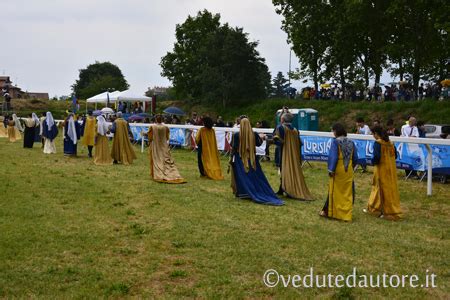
[195,127,224,180]
[94,135,113,166]
[82,116,96,146]
[0,116,7,138]
[7,121,21,142]
[148,124,186,183]
[277,125,313,200]
[110,118,137,165]
[367,140,402,220]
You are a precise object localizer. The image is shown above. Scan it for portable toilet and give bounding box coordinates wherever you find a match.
[275,108,319,131]
[298,108,319,131]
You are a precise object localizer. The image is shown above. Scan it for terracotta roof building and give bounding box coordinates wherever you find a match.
[0,76,49,100]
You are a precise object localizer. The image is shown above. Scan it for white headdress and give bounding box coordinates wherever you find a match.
[12,114,24,132]
[46,112,55,130]
[67,115,77,145]
[97,115,108,136]
[32,113,40,127]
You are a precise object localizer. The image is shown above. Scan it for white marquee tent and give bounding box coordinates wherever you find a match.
[86,91,122,103]
[85,90,152,111]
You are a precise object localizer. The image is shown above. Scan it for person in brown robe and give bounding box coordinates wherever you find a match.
[273,112,313,200]
[148,115,186,184]
[110,112,137,165]
[94,115,113,166]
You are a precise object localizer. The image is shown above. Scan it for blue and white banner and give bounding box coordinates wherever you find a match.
[169,128,187,146]
[129,125,187,146]
[128,125,450,173]
[300,136,450,173]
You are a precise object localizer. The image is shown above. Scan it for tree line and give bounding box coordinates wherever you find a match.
[272,0,449,93]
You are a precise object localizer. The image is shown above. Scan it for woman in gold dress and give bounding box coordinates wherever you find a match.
[148,115,186,184]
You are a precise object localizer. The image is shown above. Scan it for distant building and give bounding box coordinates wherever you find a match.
[153,86,169,95]
[0,76,49,100]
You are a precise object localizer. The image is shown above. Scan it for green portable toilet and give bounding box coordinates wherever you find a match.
[298,108,319,131]
[275,108,319,131]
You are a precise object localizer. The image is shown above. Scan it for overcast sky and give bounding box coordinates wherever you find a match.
[2,0,302,97]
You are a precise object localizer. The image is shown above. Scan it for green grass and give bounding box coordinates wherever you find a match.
[0,137,449,298]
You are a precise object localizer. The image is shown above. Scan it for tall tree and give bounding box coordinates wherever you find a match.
[72,61,129,99]
[273,0,330,92]
[160,10,271,107]
[387,0,449,91]
[272,71,289,97]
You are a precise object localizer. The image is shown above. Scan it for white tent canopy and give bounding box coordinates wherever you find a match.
[114,90,152,102]
[86,91,122,103]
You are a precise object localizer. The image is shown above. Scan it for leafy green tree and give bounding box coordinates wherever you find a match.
[273,0,330,91]
[160,10,271,107]
[272,71,289,97]
[387,0,449,91]
[72,61,129,99]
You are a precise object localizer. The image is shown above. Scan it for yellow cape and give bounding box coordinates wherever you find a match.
[195,127,224,180]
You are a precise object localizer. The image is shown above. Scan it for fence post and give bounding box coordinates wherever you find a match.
[426,144,433,196]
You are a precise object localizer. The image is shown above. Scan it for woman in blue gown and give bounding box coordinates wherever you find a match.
[63,113,81,156]
[230,117,283,206]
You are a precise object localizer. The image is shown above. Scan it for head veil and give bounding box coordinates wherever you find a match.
[46,112,55,130]
[32,113,40,127]
[97,115,108,136]
[238,118,256,172]
[12,114,24,132]
[67,114,77,145]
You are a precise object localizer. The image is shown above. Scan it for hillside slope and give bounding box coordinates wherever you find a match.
[5,98,450,131]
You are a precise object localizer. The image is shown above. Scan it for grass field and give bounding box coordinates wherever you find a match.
[0,137,449,298]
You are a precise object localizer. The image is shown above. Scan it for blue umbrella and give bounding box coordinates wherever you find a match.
[93,110,102,116]
[137,113,151,117]
[128,115,144,121]
[163,106,185,116]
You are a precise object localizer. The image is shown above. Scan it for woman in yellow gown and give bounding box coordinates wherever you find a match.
[148,115,186,184]
[365,126,402,220]
[0,116,7,138]
[195,117,224,180]
[94,115,113,166]
[320,123,358,221]
[7,115,23,142]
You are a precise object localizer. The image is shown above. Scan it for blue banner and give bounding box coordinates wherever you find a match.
[301,136,450,172]
[169,128,186,146]
[130,126,145,141]
[127,125,450,173]
[129,125,187,146]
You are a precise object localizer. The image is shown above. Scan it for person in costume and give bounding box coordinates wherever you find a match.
[12,114,23,141]
[81,111,96,158]
[320,123,358,221]
[273,112,313,200]
[365,126,402,220]
[148,115,186,183]
[7,116,18,142]
[63,113,81,156]
[0,115,8,138]
[195,116,224,180]
[94,115,113,166]
[110,112,137,165]
[23,113,37,148]
[229,117,283,206]
[32,113,41,143]
[39,112,46,148]
[42,111,59,154]
[6,114,22,142]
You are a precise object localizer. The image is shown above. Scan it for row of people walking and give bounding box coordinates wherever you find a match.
[1,111,402,222]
